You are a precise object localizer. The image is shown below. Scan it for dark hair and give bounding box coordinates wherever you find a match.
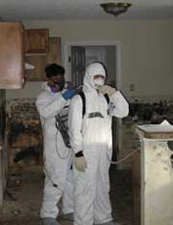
[45,63,65,78]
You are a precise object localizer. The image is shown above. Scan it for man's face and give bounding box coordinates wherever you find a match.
[93,74,105,81]
[48,74,64,86]
[48,74,65,92]
[93,74,105,91]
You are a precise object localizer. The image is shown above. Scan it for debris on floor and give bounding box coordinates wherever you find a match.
[0,165,133,225]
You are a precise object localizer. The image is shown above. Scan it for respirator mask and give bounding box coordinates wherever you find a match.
[50,78,65,93]
[94,78,105,91]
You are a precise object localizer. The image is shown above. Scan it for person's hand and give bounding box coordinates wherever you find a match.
[75,151,87,172]
[62,89,77,100]
[101,85,116,96]
[75,156,87,172]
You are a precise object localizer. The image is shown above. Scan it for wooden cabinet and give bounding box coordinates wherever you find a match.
[25,37,61,81]
[25,29,49,54]
[25,54,47,81]
[46,37,61,65]
[0,22,25,89]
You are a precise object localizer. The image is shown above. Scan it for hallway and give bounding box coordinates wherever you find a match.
[0,165,133,225]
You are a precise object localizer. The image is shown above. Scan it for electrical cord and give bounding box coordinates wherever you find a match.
[55,129,70,159]
[43,158,64,192]
[42,123,71,190]
[108,148,140,165]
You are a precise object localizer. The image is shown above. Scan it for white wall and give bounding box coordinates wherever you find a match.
[6,20,173,99]
[6,82,42,99]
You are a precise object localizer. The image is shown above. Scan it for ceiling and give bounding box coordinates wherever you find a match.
[0,0,173,21]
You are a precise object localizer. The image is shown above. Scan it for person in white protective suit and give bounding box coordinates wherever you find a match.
[68,62,129,225]
[36,63,76,225]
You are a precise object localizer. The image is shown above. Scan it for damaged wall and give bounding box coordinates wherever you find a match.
[0,89,6,211]
[121,96,173,169]
[6,99,43,168]
[5,95,173,171]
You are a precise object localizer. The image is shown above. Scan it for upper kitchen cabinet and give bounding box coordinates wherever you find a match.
[25,37,61,81]
[25,29,49,54]
[0,22,25,89]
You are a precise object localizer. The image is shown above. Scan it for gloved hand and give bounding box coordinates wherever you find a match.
[101,85,117,96]
[62,89,77,100]
[75,151,87,172]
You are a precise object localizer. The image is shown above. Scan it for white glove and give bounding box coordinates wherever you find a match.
[101,85,116,96]
[75,156,87,172]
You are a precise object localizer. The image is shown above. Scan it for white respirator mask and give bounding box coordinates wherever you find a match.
[94,78,105,91]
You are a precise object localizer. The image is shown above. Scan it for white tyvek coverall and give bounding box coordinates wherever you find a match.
[68,63,129,225]
[36,82,73,219]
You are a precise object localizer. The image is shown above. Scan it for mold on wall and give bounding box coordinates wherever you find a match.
[0,89,6,211]
[121,96,173,169]
[6,98,43,168]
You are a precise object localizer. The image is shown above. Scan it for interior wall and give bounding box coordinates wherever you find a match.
[0,89,6,210]
[6,20,173,100]
[6,82,42,99]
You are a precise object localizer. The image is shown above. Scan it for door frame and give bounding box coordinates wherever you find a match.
[63,40,123,169]
[63,40,122,89]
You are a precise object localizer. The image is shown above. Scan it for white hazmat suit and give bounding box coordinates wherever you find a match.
[36,82,74,220]
[68,63,129,225]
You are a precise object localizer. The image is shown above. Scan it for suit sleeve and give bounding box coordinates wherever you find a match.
[36,92,67,119]
[109,91,129,118]
[68,95,83,154]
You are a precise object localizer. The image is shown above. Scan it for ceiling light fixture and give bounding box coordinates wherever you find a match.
[100,2,132,17]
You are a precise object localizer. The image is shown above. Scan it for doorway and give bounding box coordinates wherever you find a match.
[64,41,122,167]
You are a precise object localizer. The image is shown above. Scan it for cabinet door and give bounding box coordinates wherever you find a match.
[0,22,25,89]
[25,37,61,81]
[25,54,47,81]
[25,29,49,54]
[46,37,61,65]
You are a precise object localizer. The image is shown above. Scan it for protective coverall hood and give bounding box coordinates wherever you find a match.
[41,82,51,92]
[83,63,106,92]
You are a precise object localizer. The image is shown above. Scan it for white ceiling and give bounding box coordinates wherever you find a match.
[0,0,173,21]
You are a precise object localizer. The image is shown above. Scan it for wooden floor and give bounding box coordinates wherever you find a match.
[0,165,133,225]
